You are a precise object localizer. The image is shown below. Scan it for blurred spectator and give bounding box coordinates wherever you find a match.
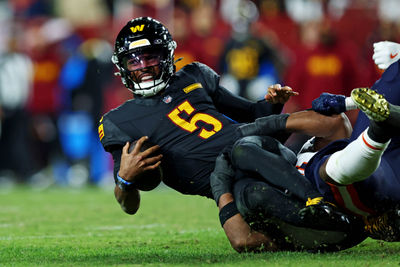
[10,0,53,18]
[331,1,376,49]
[283,18,362,151]
[219,0,284,100]
[285,0,349,23]
[0,29,34,182]
[171,5,196,70]
[377,0,400,23]
[284,18,362,116]
[24,17,67,184]
[58,37,114,186]
[53,0,109,27]
[0,2,13,54]
[285,0,324,23]
[254,0,298,53]
[187,0,230,71]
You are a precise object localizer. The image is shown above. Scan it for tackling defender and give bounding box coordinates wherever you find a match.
[211,39,400,250]
[212,88,400,252]
[209,40,400,251]
[303,41,400,240]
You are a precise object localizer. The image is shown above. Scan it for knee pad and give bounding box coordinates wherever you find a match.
[243,181,274,211]
[231,136,262,165]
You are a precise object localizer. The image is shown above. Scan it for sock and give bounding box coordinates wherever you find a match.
[325,129,390,185]
[345,97,357,111]
[368,120,392,143]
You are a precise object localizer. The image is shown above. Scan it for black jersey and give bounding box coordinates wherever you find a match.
[99,62,282,198]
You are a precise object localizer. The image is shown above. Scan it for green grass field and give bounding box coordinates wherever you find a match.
[1,185,400,266]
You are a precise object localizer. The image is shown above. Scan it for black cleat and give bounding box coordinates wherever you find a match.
[298,197,355,232]
[364,209,400,242]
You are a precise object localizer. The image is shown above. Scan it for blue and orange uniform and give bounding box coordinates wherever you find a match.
[303,61,400,217]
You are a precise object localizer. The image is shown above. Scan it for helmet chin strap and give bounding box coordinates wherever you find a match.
[132,78,167,97]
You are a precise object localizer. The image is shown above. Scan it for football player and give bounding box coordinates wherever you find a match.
[304,40,400,240]
[99,17,349,230]
[212,39,400,248]
[211,87,400,252]
[308,88,400,241]
[309,41,400,216]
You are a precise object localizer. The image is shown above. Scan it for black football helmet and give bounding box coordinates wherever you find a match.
[112,17,177,97]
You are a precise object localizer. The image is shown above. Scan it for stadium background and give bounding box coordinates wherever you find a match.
[0,0,399,189]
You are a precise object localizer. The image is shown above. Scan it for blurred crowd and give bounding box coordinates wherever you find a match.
[0,0,399,188]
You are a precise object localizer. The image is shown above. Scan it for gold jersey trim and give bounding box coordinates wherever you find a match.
[183,83,202,94]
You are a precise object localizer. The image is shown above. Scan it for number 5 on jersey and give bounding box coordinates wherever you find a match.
[167,100,222,139]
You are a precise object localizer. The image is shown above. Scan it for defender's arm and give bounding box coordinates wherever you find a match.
[210,154,279,252]
[218,193,279,253]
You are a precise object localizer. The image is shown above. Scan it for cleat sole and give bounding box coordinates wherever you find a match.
[351,88,390,122]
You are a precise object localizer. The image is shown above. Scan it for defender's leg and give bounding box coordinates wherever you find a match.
[322,88,400,241]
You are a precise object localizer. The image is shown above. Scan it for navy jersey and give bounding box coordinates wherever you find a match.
[302,139,400,216]
[99,62,282,197]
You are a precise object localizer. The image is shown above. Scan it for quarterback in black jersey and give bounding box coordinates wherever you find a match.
[99,16,296,212]
[101,62,284,197]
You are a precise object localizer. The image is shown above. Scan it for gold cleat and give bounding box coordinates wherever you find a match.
[351,88,390,122]
[363,210,400,242]
[364,213,388,235]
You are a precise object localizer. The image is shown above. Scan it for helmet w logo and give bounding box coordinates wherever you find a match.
[130,25,145,33]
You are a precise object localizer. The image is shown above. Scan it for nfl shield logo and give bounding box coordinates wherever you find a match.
[163,95,172,104]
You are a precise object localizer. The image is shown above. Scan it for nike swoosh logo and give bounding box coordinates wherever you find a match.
[390,53,398,59]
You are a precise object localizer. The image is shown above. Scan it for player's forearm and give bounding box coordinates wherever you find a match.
[218,193,249,252]
[286,110,352,141]
[219,194,278,253]
[114,185,140,215]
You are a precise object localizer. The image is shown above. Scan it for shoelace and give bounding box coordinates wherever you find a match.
[306,197,323,206]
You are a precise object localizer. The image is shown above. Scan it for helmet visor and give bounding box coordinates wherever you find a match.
[122,47,164,72]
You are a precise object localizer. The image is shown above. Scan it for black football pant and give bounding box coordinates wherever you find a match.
[232,177,367,252]
[230,135,322,202]
[233,176,305,226]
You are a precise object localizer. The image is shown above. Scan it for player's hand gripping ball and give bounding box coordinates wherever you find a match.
[129,140,163,191]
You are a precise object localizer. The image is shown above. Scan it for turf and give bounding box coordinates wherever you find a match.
[1,185,400,266]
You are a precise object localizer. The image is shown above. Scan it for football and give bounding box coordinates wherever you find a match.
[128,139,163,191]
